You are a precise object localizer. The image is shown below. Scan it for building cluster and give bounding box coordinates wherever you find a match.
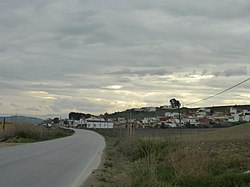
[132,107,157,112]
[114,107,250,128]
[45,107,250,129]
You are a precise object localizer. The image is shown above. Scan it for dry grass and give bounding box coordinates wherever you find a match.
[169,148,210,180]
[83,124,250,187]
[0,123,73,143]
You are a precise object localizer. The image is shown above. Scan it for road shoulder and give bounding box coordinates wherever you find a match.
[82,137,132,187]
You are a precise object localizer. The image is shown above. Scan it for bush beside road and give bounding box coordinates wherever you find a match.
[0,123,74,144]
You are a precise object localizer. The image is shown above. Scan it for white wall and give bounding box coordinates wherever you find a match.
[86,121,114,128]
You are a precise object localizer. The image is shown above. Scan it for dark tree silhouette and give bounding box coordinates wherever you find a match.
[69,112,91,120]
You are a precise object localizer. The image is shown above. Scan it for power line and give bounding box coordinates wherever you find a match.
[187,77,250,106]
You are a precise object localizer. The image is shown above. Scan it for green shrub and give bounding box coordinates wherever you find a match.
[156,165,176,184]
[208,159,227,175]
[119,137,173,161]
[104,161,113,168]
[212,172,250,187]
[177,172,250,187]
[208,157,245,175]
[131,158,171,187]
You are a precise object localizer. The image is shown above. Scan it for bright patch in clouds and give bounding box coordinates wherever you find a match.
[165,74,215,83]
[105,85,123,90]
[29,91,56,100]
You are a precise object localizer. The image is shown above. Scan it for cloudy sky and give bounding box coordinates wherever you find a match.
[1,0,250,118]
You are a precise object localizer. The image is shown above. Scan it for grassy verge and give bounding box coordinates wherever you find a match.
[84,124,250,187]
[0,123,74,143]
[83,137,133,187]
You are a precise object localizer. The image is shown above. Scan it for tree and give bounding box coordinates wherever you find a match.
[169,98,181,127]
[69,112,91,120]
[53,117,59,124]
[170,98,181,109]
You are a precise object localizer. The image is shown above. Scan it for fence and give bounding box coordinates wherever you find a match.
[89,127,214,137]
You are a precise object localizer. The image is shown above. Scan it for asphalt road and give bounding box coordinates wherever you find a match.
[0,129,105,187]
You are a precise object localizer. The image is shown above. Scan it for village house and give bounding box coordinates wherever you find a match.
[146,107,157,112]
[183,116,198,127]
[141,117,158,128]
[158,116,177,128]
[160,105,171,109]
[228,108,240,122]
[241,110,250,122]
[85,117,114,129]
[196,108,211,117]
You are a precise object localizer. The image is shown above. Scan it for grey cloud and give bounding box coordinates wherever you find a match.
[0,81,25,92]
[213,67,248,77]
[130,0,250,19]
[109,68,172,77]
[50,98,110,113]
[116,77,131,83]
[203,76,250,90]
[202,70,209,75]
[10,103,20,108]
[157,0,250,19]
[58,21,104,37]
[25,107,41,112]
[180,69,210,78]
[1,0,250,116]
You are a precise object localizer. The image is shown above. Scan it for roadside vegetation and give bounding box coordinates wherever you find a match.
[0,123,74,143]
[84,124,250,187]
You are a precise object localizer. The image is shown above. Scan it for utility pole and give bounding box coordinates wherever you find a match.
[126,110,133,136]
[177,104,181,127]
[126,111,129,136]
[2,117,5,141]
[129,110,132,135]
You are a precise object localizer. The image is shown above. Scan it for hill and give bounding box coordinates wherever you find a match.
[0,116,44,125]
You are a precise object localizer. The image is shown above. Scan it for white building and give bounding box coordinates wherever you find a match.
[133,107,156,112]
[133,108,143,112]
[68,120,81,127]
[183,116,198,126]
[165,112,179,118]
[242,110,250,122]
[142,117,158,125]
[147,107,156,112]
[197,108,211,117]
[161,105,171,109]
[165,121,177,128]
[228,108,240,122]
[86,117,114,129]
[162,113,183,127]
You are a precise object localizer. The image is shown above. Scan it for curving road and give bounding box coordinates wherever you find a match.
[0,129,105,187]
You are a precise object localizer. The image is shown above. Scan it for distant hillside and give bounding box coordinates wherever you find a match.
[103,108,168,120]
[104,104,250,120]
[0,116,44,124]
